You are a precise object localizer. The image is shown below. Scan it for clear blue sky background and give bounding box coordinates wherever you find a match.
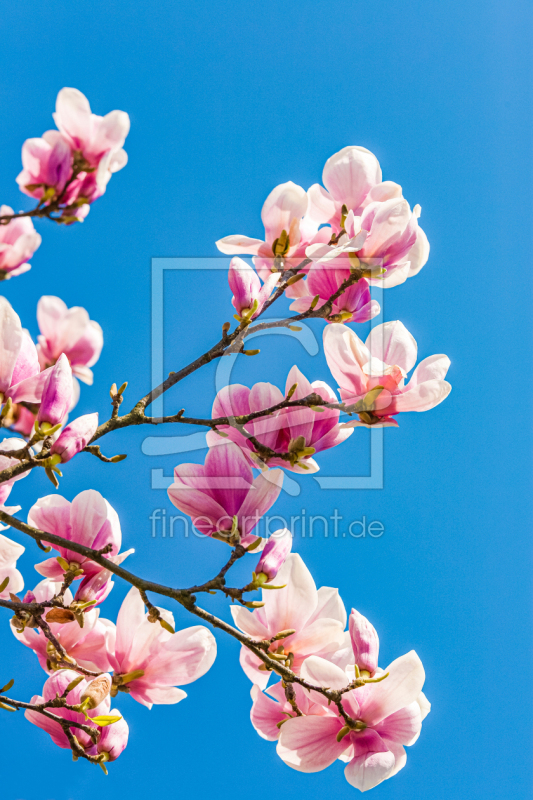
[0,2,531,798]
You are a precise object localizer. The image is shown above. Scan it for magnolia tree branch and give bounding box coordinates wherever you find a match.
[0,509,380,720]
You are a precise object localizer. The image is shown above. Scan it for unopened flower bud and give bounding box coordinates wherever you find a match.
[37,354,72,426]
[80,673,112,710]
[349,608,379,675]
[97,712,129,761]
[50,412,98,463]
[255,528,292,583]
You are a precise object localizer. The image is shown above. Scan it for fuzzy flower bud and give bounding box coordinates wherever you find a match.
[349,608,380,675]
[255,528,292,583]
[37,354,72,426]
[50,412,98,463]
[80,673,112,710]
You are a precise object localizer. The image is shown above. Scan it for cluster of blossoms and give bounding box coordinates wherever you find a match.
[0,91,450,790]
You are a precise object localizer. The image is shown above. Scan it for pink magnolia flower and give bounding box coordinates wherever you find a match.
[73,566,114,608]
[25,669,127,759]
[96,713,129,762]
[16,132,72,201]
[255,528,292,583]
[50,412,99,463]
[216,181,331,280]
[250,680,330,741]
[276,652,429,792]
[37,353,72,427]
[0,208,42,278]
[105,586,217,708]
[305,146,429,287]
[349,609,380,676]
[0,298,52,404]
[289,263,380,324]
[228,257,280,322]
[167,441,283,545]
[30,489,134,582]
[205,366,352,474]
[37,295,103,385]
[231,553,347,690]
[0,532,24,598]
[323,321,451,427]
[13,578,112,673]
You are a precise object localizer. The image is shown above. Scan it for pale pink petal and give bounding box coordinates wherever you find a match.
[375,701,422,746]
[230,605,270,639]
[323,324,369,397]
[365,321,417,375]
[344,730,395,791]
[238,468,283,540]
[114,586,145,668]
[0,298,23,394]
[277,715,346,772]
[359,650,425,727]
[261,182,307,244]
[300,655,350,690]
[391,380,451,413]
[322,146,381,209]
[307,586,347,627]
[143,625,216,686]
[216,235,265,256]
[408,354,450,386]
[250,684,287,740]
[262,553,317,633]
[406,226,430,277]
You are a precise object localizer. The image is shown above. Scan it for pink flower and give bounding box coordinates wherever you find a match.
[37,353,72,427]
[349,609,380,676]
[97,713,129,762]
[0,532,25,598]
[30,489,134,582]
[105,587,217,708]
[206,366,352,473]
[53,88,130,175]
[12,578,112,673]
[276,652,428,791]
[306,146,386,233]
[36,295,103,385]
[25,669,126,758]
[50,412,99,463]
[228,257,280,322]
[231,554,347,689]
[216,182,331,279]
[167,441,283,545]
[16,132,72,201]
[0,298,52,404]
[255,528,292,583]
[323,321,451,427]
[73,567,114,608]
[250,680,329,741]
[305,146,429,287]
[289,263,380,324]
[0,208,42,278]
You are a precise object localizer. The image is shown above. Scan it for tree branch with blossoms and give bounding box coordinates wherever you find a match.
[0,92,449,790]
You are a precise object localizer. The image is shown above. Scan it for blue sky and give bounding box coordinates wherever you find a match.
[0,1,531,798]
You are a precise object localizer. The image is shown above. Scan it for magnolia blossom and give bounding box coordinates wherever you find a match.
[16,132,72,201]
[305,146,429,287]
[206,366,352,474]
[17,88,130,218]
[37,295,103,384]
[14,579,112,673]
[255,528,292,583]
[228,257,280,321]
[168,441,283,545]
[105,587,217,708]
[250,680,329,741]
[276,653,429,791]
[30,489,134,581]
[0,209,42,278]
[0,297,52,404]
[50,411,98,463]
[0,533,24,598]
[216,181,331,279]
[323,321,451,427]
[37,353,72,427]
[25,669,127,761]
[289,264,380,324]
[231,554,347,689]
